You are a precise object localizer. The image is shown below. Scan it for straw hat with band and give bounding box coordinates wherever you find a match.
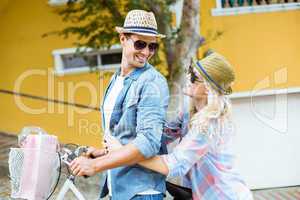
[193,52,235,95]
[116,9,166,38]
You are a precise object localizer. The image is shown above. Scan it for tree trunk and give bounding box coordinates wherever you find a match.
[168,0,203,118]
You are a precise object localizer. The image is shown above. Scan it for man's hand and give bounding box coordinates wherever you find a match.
[70,156,97,177]
[86,147,106,158]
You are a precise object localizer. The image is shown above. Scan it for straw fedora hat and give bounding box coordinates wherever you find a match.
[116,9,166,38]
[193,52,235,95]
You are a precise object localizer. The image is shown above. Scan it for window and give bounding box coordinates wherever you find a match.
[48,0,81,6]
[48,0,69,6]
[61,54,98,69]
[212,0,300,16]
[52,46,122,76]
[170,0,184,28]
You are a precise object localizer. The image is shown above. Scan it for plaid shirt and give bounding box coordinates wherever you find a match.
[163,115,253,200]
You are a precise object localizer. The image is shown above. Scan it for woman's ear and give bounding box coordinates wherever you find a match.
[204,88,209,95]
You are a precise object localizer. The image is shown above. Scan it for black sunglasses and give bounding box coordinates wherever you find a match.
[127,37,159,52]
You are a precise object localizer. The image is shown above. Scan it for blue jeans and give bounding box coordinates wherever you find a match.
[130,193,164,200]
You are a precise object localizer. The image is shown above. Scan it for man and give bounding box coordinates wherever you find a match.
[70,10,169,200]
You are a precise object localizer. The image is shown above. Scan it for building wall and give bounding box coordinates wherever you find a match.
[231,93,300,189]
[200,1,300,92]
[0,0,111,146]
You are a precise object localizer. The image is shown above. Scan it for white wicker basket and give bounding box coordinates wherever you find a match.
[8,127,60,200]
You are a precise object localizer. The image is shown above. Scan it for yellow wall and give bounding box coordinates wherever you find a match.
[0,0,111,146]
[1,0,299,145]
[199,1,300,92]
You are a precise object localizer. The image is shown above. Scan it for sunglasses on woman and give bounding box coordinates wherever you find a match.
[188,61,204,84]
[127,37,159,53]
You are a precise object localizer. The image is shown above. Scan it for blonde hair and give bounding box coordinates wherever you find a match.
[188,52,235,136]
[189,82,232,134]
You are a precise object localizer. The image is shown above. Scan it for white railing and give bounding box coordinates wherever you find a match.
[212,0,300,15]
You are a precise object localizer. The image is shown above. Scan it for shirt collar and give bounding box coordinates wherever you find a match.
[116,63,150,81]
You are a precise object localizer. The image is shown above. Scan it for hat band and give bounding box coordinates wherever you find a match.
[195,61,226,93]
[124,26,158,35]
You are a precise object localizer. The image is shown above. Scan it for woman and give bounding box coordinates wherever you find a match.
[106,52,253,200]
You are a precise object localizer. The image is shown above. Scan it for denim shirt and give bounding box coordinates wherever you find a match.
[99,63,169,200]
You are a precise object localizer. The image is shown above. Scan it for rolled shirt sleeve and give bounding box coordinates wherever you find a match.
[131,76,169,158]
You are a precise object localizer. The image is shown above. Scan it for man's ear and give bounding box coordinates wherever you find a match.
[119,34,126,45]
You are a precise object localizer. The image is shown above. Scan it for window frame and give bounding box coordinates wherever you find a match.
[212,0,300,16]
[48,0,84,6]
[52,45,122,76]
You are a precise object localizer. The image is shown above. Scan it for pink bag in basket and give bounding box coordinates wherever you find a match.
[9,127,59,200]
